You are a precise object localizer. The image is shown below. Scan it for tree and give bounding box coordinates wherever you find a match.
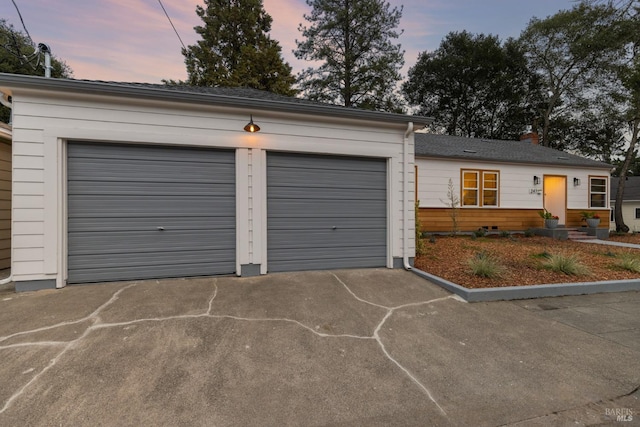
[294,0,404,111]
[403,31,541,139]
[0,19,72,123]
[519,2,630,147]
[182,0,296,96]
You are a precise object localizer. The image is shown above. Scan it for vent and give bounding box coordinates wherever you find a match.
[463,149,477,153]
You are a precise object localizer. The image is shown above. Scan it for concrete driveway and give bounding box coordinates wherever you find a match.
[0,269,638,426]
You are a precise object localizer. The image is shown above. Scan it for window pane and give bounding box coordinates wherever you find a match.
[463,172,478,188]
[590,194,605,208]
[483,190,497,206]
[463,190,478,206]
[591,178,606,192]
[483,173,497,189]
[636,208,640,219]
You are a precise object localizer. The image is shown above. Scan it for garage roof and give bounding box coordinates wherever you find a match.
[415,133,611,169]
[0,73,432,128]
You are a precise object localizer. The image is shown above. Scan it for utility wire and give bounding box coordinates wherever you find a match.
[10,0,33,42]
[157,0,187,50]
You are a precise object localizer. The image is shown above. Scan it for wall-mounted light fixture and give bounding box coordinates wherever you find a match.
[243,115,260,133]
[573,177,581,187]
[533,176,540,186]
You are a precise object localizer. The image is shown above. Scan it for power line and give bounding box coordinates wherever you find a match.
[157,0,187,50]
[10,0,33,42]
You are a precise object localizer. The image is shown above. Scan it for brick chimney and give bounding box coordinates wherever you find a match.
[520,132,539,145]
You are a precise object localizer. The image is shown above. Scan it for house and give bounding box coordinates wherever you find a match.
[415,133,612,233]
[0,73,430,291]
[610,177,640,232]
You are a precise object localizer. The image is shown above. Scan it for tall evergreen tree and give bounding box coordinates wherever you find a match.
[182,0,296,96]
[294,0,404,111]
[0,19,72,123]
[403,31,541,140]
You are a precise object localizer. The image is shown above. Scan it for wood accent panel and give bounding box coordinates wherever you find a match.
[418,208,610,232]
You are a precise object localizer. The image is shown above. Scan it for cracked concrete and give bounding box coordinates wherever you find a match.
[0,269,638,426]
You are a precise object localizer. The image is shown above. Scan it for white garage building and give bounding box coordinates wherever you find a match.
[0,74,428,291]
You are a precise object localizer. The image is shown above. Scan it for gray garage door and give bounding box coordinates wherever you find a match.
[267,152,387,272]
[67,142,235,284]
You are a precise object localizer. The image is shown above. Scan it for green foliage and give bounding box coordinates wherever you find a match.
[519,2,631,147]
[0,19,72,123]
[532,250,552,259]
[524,228,535,238]
[182,0,296,95]
[428,235,437,244]
[415,200,426,256]
[543,253,591,276]
[294,0,404,111]
[499,230,511,238]
[615,253,640,273]
[404,31,540,139]
[473,228,487,238]
[467,251,505,278]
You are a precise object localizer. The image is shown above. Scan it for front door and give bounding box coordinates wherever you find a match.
[543,176,567,225]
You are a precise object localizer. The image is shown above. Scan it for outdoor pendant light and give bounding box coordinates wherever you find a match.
[243,115,260,133]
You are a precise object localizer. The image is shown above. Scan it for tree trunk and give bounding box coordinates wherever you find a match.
[615,117,640,232]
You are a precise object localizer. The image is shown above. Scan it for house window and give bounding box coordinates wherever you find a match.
[461,169,499,207]
[589,177,607,208]
[636,208,640,219]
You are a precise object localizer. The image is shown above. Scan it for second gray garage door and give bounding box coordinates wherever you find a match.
[67,142,236,284]
[267,152,387,272]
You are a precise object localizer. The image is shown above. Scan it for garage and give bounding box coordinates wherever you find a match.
[267,152,387,272]
[67,142,236,284]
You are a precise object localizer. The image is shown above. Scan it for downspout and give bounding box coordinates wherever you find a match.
[0,92,11,285]
[403,122,414,271]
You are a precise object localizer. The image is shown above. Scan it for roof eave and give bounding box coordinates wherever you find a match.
[415,153,612,169]
[0,73,433,128]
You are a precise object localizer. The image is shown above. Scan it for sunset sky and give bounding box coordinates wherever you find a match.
[1,0,576,83]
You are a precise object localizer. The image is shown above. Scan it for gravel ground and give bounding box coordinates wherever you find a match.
[414,234,640,288]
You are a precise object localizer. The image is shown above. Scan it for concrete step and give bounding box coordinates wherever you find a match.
[567,230,594,241]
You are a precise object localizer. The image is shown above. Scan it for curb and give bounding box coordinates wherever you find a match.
[411,268,640,302]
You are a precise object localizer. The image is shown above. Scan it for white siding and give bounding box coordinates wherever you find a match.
[10,92,414,285]
[417,157,609,210]
[611,202,640,232]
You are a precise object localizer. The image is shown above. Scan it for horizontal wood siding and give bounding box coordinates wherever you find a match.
[419,208,610,232]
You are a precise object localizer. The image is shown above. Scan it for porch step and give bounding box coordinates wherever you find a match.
[567,229,595,241]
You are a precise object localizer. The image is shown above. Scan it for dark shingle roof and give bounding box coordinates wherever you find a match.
[415,133,611,169]
[611,177,640,202]
[0,74,432,127]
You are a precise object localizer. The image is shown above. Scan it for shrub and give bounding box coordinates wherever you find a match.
[473,227,487,238]
[616,253,640,273]
[467,251,505,278]
[499,230,510,238]
[524,228,535,238]
[543,253,591,276]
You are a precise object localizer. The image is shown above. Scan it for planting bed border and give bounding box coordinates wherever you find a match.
[412,268,640,303]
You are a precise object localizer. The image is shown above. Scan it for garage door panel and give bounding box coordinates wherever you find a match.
[68,181,234,196]
[267,199,386,216]
[267,152,386,272]
[68,196,235,217]
[68,160,234,184]
[68,230,235,252]
[68,217,234,232]
[268,153,386,172]
[68,249,235,269]
[67,142,236,284]
[267,187,385,200]
[267,217,385,230]
[69,262,234,284]
[268,170,386,190]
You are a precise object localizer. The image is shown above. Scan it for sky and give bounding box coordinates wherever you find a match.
[1,0,577,84]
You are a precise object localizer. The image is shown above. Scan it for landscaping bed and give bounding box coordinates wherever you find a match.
[414,234,640,289]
